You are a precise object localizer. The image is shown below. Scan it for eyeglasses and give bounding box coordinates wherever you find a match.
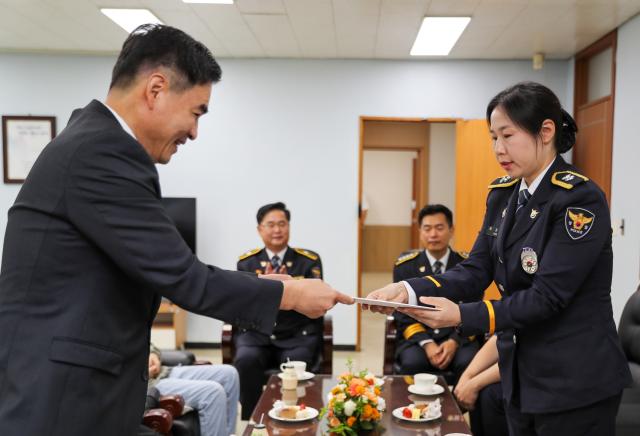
[261,221,289,230]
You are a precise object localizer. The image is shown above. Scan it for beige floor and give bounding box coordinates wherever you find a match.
[186,271,396,434]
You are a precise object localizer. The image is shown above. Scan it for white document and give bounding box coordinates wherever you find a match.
[353,297,441,311]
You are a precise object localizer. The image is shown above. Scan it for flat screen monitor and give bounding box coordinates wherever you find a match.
[161,197,196,254]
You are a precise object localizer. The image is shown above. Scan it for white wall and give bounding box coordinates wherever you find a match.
[428,123,456,214]
[611,13,640,322]
[363,150,416,226]
[0,53,572,345]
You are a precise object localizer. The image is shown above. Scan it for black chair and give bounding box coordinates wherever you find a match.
[616,285,640,436]
[221,315,333,374]
[383,316,457,384]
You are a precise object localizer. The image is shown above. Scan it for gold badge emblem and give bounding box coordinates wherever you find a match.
[565,207,595,240]
[419,266,426,273]
[286,261,293,268]
[260,261,267,267]
[530,209,539,219]
[520,247,538,274]
[255,269,263,274]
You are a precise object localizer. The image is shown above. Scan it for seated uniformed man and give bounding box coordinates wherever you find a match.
[393,204,479,382]
[235,202,323,419]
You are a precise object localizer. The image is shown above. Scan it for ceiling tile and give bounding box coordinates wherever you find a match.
[284,0,337,58]
[193,4,264,57]
[236,0,286,14]
[374,0,429,58]
[243,13,300,57]
[333,0,381,58]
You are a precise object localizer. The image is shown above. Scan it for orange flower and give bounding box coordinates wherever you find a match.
[331,386,342,395]
[362,404,374,420]
[374,387,381,396]
[329,416,340,427]
[372,408,380,420]
[356,385,365,395]
[347,416,357,427]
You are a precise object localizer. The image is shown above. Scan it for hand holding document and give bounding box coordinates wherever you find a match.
[362,282,412,315]
[280,279,354,318]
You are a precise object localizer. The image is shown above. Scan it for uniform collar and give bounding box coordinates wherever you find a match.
[424,247,450,271]
[266,247,288,260]
[519,158,555,195]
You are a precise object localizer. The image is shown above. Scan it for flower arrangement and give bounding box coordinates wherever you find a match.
[320,360,386,435]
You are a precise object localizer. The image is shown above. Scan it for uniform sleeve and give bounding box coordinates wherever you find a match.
[404,193,497,304]
[460,184,610,334]
[64,136,283,335]
[393,263,434,343]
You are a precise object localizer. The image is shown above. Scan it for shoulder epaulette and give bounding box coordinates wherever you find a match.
[488,175,520,189]
[457,250,469,259]
[395,250,420,266]
[293,248,319,261]
[551,171,589,190]
[238,248,262,261]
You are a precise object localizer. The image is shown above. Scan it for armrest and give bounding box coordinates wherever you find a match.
[221,323,235,364]
[143,408,173,435]
[383,316,397,375]
[159,394,185,418]
[321,315,333,374]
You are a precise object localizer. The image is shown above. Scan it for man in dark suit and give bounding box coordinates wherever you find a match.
[235,202,324,419]
[393,204,478,381]
[0,24,351,436]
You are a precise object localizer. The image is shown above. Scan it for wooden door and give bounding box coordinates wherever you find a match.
[455,119,501,300]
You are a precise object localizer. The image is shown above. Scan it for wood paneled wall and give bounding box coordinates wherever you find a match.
[362,225,412,272]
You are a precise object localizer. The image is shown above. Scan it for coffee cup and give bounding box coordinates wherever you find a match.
[289,361,307,378]
[414,373,437,390]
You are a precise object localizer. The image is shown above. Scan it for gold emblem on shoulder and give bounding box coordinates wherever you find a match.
[239,248,262,261]
[419,265,426,273]
[293,248,319,261]
[395,250,420,266]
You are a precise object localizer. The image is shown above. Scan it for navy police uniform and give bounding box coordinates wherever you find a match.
[405,156,631,435]
[235,246,322,419]
[393,249,478,381]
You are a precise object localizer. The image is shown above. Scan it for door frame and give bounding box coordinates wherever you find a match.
[355,116,457,351]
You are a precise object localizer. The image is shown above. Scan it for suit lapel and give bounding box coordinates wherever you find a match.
[417,251,432,276]
[497,188,518,260]
[505,157,564,249]
[282,247,295,271]
[445,247,459,270]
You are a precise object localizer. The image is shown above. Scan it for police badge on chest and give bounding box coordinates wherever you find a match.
[521,247,538,274]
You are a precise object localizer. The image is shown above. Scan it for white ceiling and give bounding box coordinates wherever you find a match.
[0,0,639,59]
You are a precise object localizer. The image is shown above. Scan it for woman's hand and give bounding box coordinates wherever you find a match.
[454,376,480,411]
[398,296,461,328]
[364,282,409,315]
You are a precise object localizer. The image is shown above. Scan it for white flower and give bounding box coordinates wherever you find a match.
[336,393,346,402]
[327,393,334,402]
[376,397,386,411]
[344,400,357,416]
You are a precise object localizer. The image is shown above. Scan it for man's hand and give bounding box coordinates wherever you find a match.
[398,296,461,328]
[281,279,354,318]
[423,342,440,366]
[364,282,409,315]
[259,273,292,281]
[454,376,480,411]
[432,339,458,369]
[148,353,161,379]
[264,263,288,275]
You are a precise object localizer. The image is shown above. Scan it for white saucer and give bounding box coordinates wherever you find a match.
[408,384,445,396]
[268,406,319,422]
[392,406,442,422]
[277,371,315,381]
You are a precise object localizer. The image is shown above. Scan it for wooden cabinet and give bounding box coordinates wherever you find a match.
[151,301,186,349]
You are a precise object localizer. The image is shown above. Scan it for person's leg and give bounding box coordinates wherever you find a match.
[533,392,622,436]
[155,378,227,436]
[448,340,480,385]
[470,382,508,436]
[233,344,272,420]
[275,335,318,368]
[504,399,537,436]
[169,365,239,435]
[397,345,433,375]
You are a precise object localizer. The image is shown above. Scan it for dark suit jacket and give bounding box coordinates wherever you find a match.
[0,100,283,435]
[393,249,466,354]
[236,247,323,345]
[406,156,631,413]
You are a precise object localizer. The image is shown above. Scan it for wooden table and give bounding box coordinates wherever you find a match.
[243,374,471,435]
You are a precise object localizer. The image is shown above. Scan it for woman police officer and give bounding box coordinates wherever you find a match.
[366,81,631,435]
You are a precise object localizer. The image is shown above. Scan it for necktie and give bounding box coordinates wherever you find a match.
[432,260,443,275]
[516,189,532,216]
[271,255,281,270]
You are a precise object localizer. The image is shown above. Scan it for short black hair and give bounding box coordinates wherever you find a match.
[418,204,453,228]
[110,24,222,91]
[257,202,290,224]
[486,81,577,154]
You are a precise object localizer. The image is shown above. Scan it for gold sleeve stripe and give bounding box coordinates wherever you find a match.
[423,275,442,287]
[483,300,496,335]
[403,323,427,340]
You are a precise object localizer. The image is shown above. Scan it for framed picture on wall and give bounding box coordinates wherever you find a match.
[2,115,56,183]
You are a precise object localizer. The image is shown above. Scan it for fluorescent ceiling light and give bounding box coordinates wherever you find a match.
[410,17,471,56]
[182,0,234,4]
[100,8,163,33]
